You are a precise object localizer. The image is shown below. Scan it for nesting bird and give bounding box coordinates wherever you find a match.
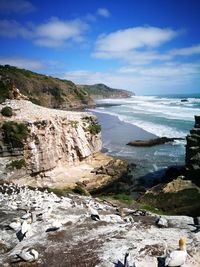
[164,238,187,266]
[12,248,39,262]
[86,202,100,221]
[8,218,21,231]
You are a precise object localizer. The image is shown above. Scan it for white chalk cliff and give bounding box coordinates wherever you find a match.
[0,100,101,179]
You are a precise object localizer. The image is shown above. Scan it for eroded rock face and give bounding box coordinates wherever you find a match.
[186,115,200,181]
[0,100,102,180]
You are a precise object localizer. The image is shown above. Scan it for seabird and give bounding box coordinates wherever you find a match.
[13,248,39,262]
[16,217,32,242]
[164,238,187,266]
[87,204,100,221]
[124,252,130,267]
[8,218,21,231]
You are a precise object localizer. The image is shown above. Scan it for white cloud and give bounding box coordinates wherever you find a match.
[0,0,35,14]
[63,62,200,95]
[170,44,200,56]
[0,17,89,48]
[97,8,110,18]
[94,26,178,53]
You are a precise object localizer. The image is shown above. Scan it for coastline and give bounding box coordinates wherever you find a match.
[90,110,157,147]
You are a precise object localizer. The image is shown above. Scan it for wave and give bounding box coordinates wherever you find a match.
[91,108,187,138]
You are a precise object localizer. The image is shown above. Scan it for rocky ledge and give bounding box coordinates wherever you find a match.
[0,183,200,267]
[0,100,127,191]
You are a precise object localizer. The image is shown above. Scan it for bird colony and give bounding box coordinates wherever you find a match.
[0,183,200,267]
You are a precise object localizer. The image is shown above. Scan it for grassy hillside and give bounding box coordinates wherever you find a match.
[0,65,94,109]
[80,83,134,99]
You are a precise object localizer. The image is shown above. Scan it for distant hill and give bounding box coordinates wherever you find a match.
[0,65,94,109]
[79,83,134,99]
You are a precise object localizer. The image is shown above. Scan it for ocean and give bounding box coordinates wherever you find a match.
[90,94,200,181]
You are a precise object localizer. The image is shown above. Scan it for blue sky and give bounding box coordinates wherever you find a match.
[0,0,200,95]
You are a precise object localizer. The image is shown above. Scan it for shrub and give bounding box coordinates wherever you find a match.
[73,185,90,196]
[1,106,13,117]
[2,121,28,148]
[6,159,26,169]
[100,194,134,205]
[87,123,101,135]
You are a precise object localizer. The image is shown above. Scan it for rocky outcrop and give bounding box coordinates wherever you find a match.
[0,100,101,181]
[186,115,200,181]
[127,137,184,147]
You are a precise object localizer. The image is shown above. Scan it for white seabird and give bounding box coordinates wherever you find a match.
[9,218,21,231]
[164,238,187,266]
[17,248,39,262]
[86,203,100,221]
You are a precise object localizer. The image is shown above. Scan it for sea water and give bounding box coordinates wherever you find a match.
[90,94,200,180]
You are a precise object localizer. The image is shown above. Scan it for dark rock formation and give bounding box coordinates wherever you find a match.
[127,137,184,147]
[186,115,200,182]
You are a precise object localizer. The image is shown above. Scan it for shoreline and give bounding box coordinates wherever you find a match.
[90,110,157,147]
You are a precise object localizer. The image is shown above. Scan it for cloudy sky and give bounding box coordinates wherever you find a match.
[0,0,200,95]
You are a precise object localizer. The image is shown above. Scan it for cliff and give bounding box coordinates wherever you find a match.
[0,99,127,190]
[186,115,200,184]
[0,65,94,110]
[79,83,134,99]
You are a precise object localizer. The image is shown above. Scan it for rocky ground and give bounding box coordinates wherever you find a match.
[0,183,200,267]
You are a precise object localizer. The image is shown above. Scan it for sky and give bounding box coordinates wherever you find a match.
[0,0,200,95]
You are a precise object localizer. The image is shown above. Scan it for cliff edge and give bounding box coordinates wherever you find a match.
[0,100,127,190]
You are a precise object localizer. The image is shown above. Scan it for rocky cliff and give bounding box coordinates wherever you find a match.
[0,65,94,109]
[0,99,128,190]
[0,99,101,178]
[186,115,200,183]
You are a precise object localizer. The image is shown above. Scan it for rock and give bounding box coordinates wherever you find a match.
[0,184,199,267]
[181,99,188,102]
[186,115,200,181]
[127,137,184,147]
[155,216,168,228]
[0,100,102,180]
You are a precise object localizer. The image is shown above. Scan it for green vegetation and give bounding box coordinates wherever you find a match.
[0,80,12,103]
[100,193,135,205]
[73,185,90,196]
[141,204,164,215]
[46,185,90,197]
[2,121,28,148]
[87,123,101,135]
[1,106,13,117]
[0,65,93,109]
[83,83,133,98]
[140,188,200,216]
[6,159,26,169]
[46,187,73,196]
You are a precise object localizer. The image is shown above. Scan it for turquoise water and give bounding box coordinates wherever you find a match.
[91,94,200,179]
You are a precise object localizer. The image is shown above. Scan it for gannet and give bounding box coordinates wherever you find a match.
[86,203,100,221]
[8,218,21,231]
[124,252,130,267]
[16,248,39,262]
[164,238,187,266]
[17,217,32,241]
